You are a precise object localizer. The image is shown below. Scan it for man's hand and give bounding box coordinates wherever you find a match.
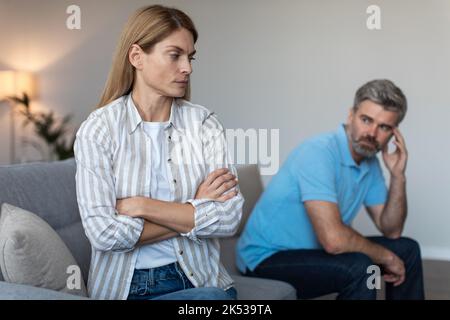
[195,168,238,202]
[382,128,408,178]
[381,250,406,287]
[116,197,147,218]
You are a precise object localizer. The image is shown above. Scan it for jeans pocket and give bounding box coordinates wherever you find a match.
[155,264,180,281]
[149,277,184,297]
[129,281,148,296]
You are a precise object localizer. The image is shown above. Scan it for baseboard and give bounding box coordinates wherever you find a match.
[421,246,450,261]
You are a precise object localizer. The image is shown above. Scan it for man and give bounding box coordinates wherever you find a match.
[236,79,424,299]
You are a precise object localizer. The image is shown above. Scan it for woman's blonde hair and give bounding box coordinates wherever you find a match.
[97,5,198,108]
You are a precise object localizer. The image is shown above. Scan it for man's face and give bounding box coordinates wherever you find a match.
[347,100,400,160]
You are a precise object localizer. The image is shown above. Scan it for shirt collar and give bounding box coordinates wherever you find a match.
[126,94,181,134]
[336,124,358,167]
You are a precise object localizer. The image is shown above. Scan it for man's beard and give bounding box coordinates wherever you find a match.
[351,136,381,158]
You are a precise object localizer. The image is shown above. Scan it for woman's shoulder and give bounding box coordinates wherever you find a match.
[88,96,127,121]
[77,96,127,138]
[175,99,213,120]
[176,99,223,130]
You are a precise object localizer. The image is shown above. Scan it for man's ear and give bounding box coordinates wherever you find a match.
[346,107,354,125]
[129,44,143,70]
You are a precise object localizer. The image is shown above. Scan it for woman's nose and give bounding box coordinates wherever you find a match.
[180,57,192,75]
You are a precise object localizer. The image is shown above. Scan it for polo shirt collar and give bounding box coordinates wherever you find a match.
[337,124,372,178]
[336,124,357,167]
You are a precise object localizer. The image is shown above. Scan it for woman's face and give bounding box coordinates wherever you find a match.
[135,28,196,98]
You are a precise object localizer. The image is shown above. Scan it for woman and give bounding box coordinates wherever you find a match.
[74,5,243,300]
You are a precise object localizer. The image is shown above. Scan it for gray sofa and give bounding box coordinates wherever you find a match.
[0,158,296,300]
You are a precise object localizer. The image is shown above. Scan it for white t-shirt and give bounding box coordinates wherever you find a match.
[135,121,177,269]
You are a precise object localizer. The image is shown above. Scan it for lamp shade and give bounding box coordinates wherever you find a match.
[0,71,37,100]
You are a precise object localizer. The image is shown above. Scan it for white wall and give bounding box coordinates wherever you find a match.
[1,0,449,259]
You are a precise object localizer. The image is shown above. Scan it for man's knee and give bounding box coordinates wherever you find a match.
[338,252,377,299]
[392,237,422,262]
[396,237,420,251]
[344,252,375,279]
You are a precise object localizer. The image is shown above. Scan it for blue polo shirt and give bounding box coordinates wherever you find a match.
[236,124,388,272]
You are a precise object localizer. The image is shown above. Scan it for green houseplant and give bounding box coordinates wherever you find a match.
[11,93,76,161]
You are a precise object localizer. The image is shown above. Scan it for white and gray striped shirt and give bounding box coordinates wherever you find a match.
[74,94,244,300]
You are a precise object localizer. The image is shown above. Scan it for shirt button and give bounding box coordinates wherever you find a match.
[179,250,183,255]
[190,272,194,277]
[168,158,172,162]
[168,136,172,141]
[173,179,177,183]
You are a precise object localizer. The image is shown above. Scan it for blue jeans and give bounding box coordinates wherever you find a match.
[127,262,237,300]
[245,236,424,300]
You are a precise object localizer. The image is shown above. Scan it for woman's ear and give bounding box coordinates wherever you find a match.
[129,44,143,70]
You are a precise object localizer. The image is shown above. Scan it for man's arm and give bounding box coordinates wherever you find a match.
[366,175,407,239]
[304,200,405,286]
[367,127,408,239]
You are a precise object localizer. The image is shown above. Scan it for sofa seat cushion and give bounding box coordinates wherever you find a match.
[0,281,88,300]
[232,275,296,300]
[0,203,88,297]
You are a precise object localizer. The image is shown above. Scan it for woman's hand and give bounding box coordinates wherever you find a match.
[195,168,239,202]
[116,197,148,218]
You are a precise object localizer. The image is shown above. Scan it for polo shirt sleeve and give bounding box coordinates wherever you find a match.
[364,159,388,207]
[290,143,338,204]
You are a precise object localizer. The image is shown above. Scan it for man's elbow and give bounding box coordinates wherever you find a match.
[321,236,345,255]
[383,230,402,240]
[381,224,403,240]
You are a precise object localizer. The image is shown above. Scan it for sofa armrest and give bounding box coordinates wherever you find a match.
[0,281,89,300]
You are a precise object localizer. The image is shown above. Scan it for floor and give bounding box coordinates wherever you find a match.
[422,259,450,300]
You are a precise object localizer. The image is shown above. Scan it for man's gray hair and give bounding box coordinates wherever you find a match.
[353,79,407,124]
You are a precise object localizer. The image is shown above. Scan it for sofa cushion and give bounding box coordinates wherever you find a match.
[235,165,264,236]
[232,275,296,300]
[220,237,297,299]
[0,281,89,300]
[0,158,91,282]
[0,203,87,297]
[220,237,241,275]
